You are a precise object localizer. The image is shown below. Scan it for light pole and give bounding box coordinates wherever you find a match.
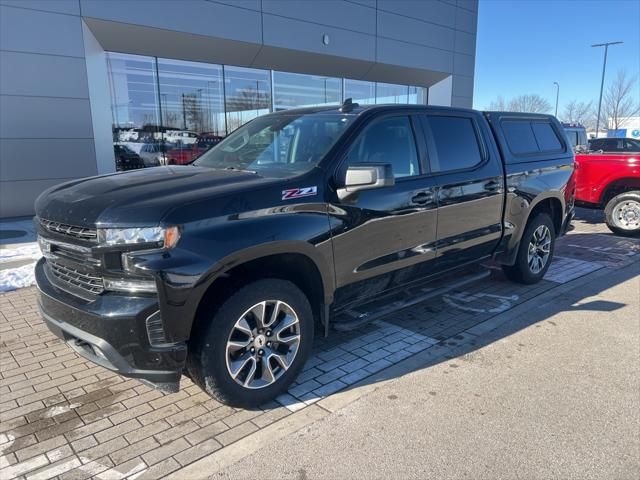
[592,41,623,138]
[553,82,559,117]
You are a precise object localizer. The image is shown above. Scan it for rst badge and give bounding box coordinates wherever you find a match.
[282,186,318,200]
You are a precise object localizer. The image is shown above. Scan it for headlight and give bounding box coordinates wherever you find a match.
[97,226,180,249]
[103,277,157,293]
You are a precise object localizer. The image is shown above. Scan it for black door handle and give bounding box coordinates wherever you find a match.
[411,192,433,204]
[484,180,501,191]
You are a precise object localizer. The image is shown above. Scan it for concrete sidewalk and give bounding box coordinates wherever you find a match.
[214,263,640,480]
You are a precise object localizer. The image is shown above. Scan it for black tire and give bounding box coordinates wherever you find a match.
[187,279,314,408]
[604,191,640,237]
[502,213,555,284]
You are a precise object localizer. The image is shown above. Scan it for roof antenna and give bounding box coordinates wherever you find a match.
[340,97,359,113]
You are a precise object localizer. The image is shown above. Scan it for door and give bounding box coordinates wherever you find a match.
[329,114,439,307]
[420,112,504,271]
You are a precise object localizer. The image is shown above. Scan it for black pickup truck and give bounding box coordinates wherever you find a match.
[35,102,575,406]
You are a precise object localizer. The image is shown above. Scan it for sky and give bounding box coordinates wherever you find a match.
[473,0,640,116]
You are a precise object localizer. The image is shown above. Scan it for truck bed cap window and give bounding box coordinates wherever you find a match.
[501,118,565,160]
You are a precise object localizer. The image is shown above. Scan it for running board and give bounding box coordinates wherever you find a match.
[332,269,491,332]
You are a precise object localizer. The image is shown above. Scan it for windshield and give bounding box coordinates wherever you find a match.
[194,112,355,178]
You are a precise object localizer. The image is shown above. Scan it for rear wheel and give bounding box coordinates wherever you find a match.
[604,191,640,237]
[502,213,555,284]
[187,279,314,407]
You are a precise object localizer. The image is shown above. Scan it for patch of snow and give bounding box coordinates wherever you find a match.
[0,242,41,261]
[0,242,41,292]
[0,262,37,292]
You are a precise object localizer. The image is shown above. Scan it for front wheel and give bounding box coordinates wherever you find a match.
[604,191,640,237]
[502,213,555,284]
[187,279,314,407]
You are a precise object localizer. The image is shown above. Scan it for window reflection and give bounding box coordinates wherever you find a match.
[157,58,225,165]
[408,86,428,105]
[105,54,428,171]
[376,82,409,104]
[224,66,271,133]
[106,53,160,170]
[344,79,375,104]
[273,72,341,110]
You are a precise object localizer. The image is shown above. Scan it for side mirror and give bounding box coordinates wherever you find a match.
[337,164,395,200]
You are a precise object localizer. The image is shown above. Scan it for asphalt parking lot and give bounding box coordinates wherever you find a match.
[1,210,639,479]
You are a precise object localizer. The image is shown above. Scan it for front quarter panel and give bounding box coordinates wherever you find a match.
[128,180,335,342]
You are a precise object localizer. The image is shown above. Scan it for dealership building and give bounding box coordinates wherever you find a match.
[0,0,478,218]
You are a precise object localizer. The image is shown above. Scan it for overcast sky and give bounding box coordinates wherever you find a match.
[473,0,640,113]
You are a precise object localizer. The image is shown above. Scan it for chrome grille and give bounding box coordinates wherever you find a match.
[41,219,97,241]
[49,262,104,295]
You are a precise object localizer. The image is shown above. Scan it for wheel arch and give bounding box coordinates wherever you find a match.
[190,244,332,340]
[497,194,564,266]
[600,178,640,206]
[526,196,564,236]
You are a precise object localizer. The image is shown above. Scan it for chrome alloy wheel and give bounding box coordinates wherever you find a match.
[527,224,551,274]
[612,199,640,231]
[225,300,301,389]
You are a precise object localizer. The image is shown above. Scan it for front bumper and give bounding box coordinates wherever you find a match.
[35,258,186,391]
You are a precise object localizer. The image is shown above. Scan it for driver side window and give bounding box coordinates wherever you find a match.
[345,116,420,178]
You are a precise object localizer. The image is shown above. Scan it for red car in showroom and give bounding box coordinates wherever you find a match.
[166,133,224,165]
[575,149,640,236]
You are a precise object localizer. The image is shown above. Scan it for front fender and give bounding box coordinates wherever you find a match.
[129,206,335,342]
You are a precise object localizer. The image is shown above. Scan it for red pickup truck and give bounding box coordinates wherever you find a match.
[574,151,640,236]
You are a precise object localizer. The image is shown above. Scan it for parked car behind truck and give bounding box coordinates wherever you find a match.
[35,103,575,406]
[588,137,640,153]
[575,151,640,235]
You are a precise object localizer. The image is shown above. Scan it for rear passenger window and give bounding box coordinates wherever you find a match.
[426,116,483,172]
[531,122,562,152]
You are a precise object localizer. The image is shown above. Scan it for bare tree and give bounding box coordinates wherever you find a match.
[601,70,640,132]
[486,94,552,113]
[487,96,507,111]
[562,100,596,128]
[508,94,552,113]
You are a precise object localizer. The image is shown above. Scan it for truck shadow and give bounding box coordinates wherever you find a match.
[274,246,638,411]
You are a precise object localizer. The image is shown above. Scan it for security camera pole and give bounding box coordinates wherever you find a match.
[592,41,623,138]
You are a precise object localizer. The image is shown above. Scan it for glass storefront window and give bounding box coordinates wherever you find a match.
[408,86,428,105]
[105,52,428,170]
[157,58,225,165]
[376,82,409,104]
[273,72,342,110]
[106,53,160,170]
[344,79,375,105]
[224,66,271,133]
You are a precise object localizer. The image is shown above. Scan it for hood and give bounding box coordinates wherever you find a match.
[35,166,278,227]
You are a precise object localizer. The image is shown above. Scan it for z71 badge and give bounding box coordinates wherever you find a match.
[282,186,318,200]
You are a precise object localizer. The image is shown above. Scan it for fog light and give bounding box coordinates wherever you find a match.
[103,278,157,293]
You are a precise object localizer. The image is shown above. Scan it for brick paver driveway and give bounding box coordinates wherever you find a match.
[1,210,639,479]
